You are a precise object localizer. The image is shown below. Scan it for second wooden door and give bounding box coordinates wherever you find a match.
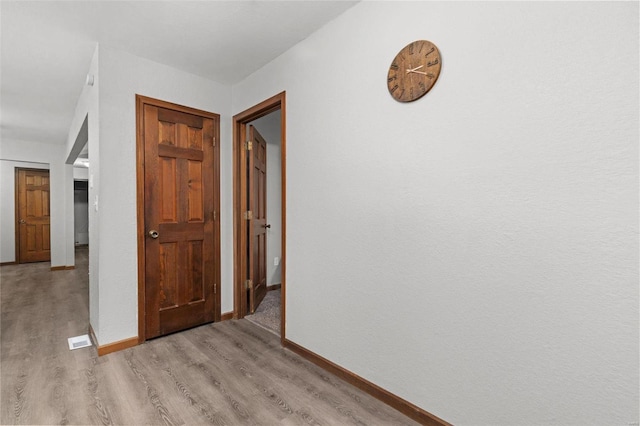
[16,168,51,263]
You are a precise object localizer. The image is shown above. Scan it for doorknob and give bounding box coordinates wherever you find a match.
[19,219,26,224]
[148,230,159,239]
[263,224,271,229]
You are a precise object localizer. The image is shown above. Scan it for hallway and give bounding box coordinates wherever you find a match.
[0,250,416,425]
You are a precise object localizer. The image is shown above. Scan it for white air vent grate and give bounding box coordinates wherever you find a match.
[67,334,92,351]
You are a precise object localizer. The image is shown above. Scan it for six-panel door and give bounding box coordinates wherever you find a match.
[17,169,51,263]
[143,103,218,339]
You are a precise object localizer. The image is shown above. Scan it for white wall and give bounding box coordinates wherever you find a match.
[73,167,89,180]
[0,140,71,267]
[232,2,639,425]
[93,45,232,344]
[249,110,282,286]
[66,45,100,336]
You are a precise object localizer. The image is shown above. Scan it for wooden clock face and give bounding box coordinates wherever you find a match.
[387,40,441,102]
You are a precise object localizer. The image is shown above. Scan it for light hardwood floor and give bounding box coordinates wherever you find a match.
[1,248,418,425]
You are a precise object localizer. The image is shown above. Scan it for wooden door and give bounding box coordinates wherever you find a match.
[248,125,268,313]
[16,169,51,263]
[141,99,219,339]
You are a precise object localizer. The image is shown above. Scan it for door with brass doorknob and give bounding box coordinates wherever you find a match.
[138,95,221,340]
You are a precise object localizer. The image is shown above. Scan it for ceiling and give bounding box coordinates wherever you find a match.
[0,1,357,146]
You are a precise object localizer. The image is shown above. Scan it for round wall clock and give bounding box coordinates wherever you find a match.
[387,40,442,102]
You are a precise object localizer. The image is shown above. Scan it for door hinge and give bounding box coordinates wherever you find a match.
[213,283,216,294]
[213,210,216,221]
[212,136,216,147]
[244,279,253,290]
[245,140,253,151]
[244,210,253,220]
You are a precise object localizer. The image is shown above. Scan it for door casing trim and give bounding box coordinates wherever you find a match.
[232,92,286,344]
[136,94,222,343]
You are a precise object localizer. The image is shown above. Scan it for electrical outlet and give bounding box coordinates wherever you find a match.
[274,257,280,266]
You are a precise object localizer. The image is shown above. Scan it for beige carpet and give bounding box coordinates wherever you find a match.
[245,289,281,335]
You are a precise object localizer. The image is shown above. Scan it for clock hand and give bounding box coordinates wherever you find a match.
[405,65,425,73]
[407,70,428,75]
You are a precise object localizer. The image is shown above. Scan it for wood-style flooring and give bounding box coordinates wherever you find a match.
[1,248,417,425]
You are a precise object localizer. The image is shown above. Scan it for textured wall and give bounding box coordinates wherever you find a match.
[232,2,639,424]
[66,45,101,338]
[80,45,232,345]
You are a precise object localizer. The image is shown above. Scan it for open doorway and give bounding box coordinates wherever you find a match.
[66,114,90,268]
[73,142,89,247]
[73,180,89,247]
[72,140,90,267]
[243,111,282,335]
[73,178,89,268]
[233,92,286,342]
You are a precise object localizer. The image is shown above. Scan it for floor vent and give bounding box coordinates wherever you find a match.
[67,334,92,350]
